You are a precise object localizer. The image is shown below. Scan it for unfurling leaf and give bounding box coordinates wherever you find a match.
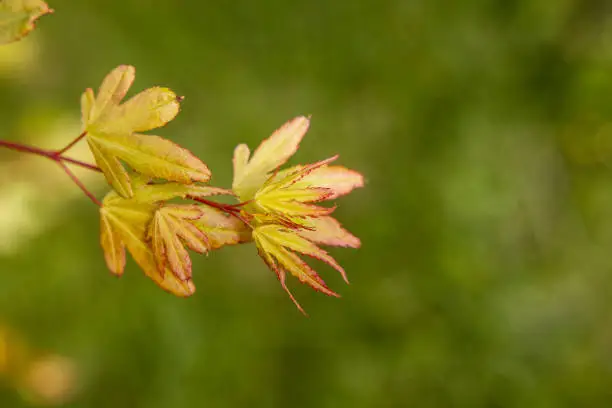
[232,115,364,313]
[100,190,195,297]
[0,0,51,45]
[254,156,338,218]
[82,65,210,196]
[148,205,209,281]
[98,181,243,295]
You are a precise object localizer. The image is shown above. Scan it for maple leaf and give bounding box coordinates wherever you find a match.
[253,224,350,315]
[99,177,242,295]
[81,65,210,197]
[148,203,248,281]
[0,0,52,45]
[232,116,364,313]
[232,116,310,201]
[148,204,209,281]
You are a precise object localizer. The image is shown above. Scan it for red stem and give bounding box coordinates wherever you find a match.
[57,161,102,206]
[55,131,88,155]
[0,138,103,205]
[0,139,101,172]
[189,196,252,227]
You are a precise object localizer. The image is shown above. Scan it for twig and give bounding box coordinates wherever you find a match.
[0,139,101,172]
[0,137,103,205]
[188,196,252,227]
[57,161,101,206]
[55,131,87,155]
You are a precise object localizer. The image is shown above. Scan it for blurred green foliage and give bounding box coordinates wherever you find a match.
[3,0,612,406]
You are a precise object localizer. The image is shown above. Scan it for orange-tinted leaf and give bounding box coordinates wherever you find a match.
[297,216,361,248]
[0,0,52,45]
[274,164,364,200]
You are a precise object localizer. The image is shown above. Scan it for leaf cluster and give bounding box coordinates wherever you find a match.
[1,3,364,313]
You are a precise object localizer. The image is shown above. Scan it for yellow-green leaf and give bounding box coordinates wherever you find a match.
[80,88,95,128]
[100,211,126,276]
[99,189,195,297]
[233,116,310,200]
[88,137,133,198]
[83,65,181,135]
[90,65,135,124]
[89,132,211,184]
[95,87,181,134]
[271,164,364,200]
[253,224,344,314]
[0,0,51,45]
[253,156,338,218]
[257,224,348,283]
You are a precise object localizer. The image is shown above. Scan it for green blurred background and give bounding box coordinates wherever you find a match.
[3,0,612,406]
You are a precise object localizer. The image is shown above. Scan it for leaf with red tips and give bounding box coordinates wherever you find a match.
[81,66,209,194]
[100,189,195,297]
[232,116,310,200]
[91,65,135,122]
[87,136,133,198]
[275,165,364,200]
[95,87,181,134]
[253,156,340,217]
[253,224,345,313]
[89,132,211,185]
[148,205,209,281]
[0,0,52,45]
[257,224,348,283]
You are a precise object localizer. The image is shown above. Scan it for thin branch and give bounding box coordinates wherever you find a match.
[1,138,103,205]
[57,161,102,206]
[188,196,252,227]
[0,139,101,172]
[55,131,87,155]
[60,156,102,172]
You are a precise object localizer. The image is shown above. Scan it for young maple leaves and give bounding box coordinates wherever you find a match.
[232,117,364,313]
[82,66,363,313]
[0,2,364,313]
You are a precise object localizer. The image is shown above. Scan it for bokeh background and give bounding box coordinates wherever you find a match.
[3,0,612,406]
